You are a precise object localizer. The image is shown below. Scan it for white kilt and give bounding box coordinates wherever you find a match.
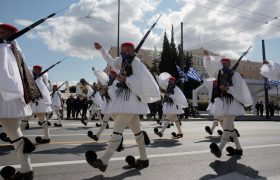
[0,95,32,119]
[31,101,52,113]
[107,87,150,114]
[212,97,245,116]
[163,102,184,115]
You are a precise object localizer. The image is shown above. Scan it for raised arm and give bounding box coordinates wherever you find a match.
[203,50,222,78]
[94,42,121,70]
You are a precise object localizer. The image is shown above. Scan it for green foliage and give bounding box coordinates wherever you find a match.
[197,100,209,111]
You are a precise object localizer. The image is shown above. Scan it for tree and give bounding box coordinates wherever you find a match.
[158,31,179,79]
[170,25,179,65]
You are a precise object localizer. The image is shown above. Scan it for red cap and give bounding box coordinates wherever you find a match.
[53,85,58,88]
[109,70,117,77]
[121,42,134,48]
[221,58,230,62]
[169,77,176,81]
[33,65,42,70]
[0,24,18,33]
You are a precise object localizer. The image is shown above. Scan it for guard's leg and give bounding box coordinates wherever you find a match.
[154,118,169,137]
[126,115,149,168]
[36,113,50,144]
[0,119,34,180]
[168,114,183,138]
[88,114,110,141]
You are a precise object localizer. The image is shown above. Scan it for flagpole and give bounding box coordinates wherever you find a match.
[180,22,184,92]
[262,40,270,119]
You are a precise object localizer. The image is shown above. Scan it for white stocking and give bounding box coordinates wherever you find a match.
[0,119,32,173]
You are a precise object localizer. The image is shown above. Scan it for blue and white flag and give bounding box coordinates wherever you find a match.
[176,65,188,83]
[269,79,280,86]
[187,67,202,82]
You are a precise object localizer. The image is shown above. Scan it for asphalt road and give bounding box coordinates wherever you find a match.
[1,119,280,180]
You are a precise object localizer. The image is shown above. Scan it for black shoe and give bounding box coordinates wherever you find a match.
[176,133,183,138]
[1,166,34,180]
[205,126,212,135]
[217,130,223,136]
[125,156,149,168]
[154,128,162,137]
[210,143,221,158]
[47,121,52,126]
[35,136,50,144]
[85,150,107,172]
[54,123,62,127]
[81,120,87,126]
[14,171,34,180]
[96,123,101,127]
[25,122,30,130]
[134,159,149,168]
[226,146,243,156]
[155,132,162,137]
[87,131,99,141]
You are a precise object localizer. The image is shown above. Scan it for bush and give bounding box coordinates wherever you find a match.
[197,101,209,111]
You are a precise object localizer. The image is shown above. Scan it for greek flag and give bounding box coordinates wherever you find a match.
[269,80,280,86]
[176,65,188,83]
[187,67,202,82]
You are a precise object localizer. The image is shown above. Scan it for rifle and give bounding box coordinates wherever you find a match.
[220,46,252,87]
[51,81,67,96]
[231,46,252,71]
[120,15,162,74]
[0,13,56,43]
[35,57,67,80]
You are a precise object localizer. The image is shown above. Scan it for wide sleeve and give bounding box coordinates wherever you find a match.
[169,86,188,108]
[87,88,93,98]
[100,48,122,70]
[35,78,52,105]
[260,61,280,80]
[228,72,253,107]
[0,43,24,101]
[203,56,222,78]
[93,92,104,105]
[125,58,161,103]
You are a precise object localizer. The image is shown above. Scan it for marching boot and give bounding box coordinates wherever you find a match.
[1,166,34,180]
[85,150,107,172]
[125,156,149,168]
[154,128,162,137]
[87,131,99,141]
[217,130,223,135]
[226,146,243,156]
[210,143,221,158]
[205,126,213,135]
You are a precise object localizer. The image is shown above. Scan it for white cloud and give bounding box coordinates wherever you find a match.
[14,0,280,60]
[15,0,161,59]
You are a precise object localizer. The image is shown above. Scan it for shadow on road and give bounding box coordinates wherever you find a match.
[194,136,221,144]
[148,139,182,148]
[199,156,267,180]
[0,145,14,156]
[33,143,107,155]
[83,168,141,180]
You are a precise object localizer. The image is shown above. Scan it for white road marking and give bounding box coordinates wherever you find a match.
[1,143,280,169]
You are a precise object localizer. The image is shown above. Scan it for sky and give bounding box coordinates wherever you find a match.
[1,0,280,86]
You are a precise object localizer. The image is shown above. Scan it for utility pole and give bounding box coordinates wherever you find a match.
[117,0,120,55]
